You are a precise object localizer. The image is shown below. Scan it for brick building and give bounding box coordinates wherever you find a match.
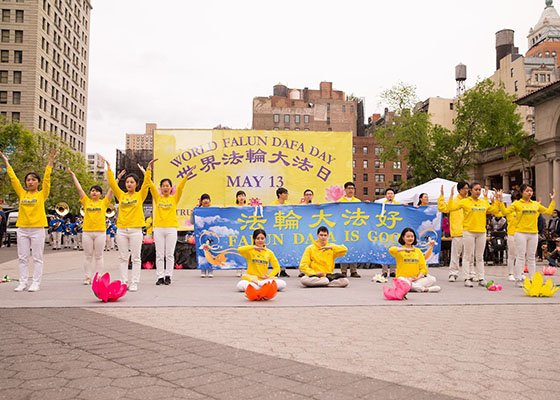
[126,122,156,151]
[0,0,92,153]
[252,81,364,136]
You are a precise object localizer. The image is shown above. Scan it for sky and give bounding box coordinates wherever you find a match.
[85,0,550,164]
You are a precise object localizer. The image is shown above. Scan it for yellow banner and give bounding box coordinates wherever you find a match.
[153,129,352,230]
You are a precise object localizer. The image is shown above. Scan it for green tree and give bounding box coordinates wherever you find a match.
[374,80,525,186]
[0,121,99,214]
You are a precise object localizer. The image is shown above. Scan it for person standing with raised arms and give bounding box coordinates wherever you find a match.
[1,149,56,292]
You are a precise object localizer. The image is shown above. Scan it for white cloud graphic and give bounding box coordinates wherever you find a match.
[209,225,239,237]
[195,215,228,228]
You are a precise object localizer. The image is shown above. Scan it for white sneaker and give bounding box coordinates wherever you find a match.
[200,270,206,278]
[236,270,242,277]
[427,285,441,293]
[28,283,40,292]
[464,279,474,287]
[207,270,213,278]
[448,275,457,282]
[129,283,138,292]
[14,283,26,292]
[508,274,515,281]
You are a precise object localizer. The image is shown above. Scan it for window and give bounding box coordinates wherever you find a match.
[304,128,309,131]
[326,117,330,124]
[363,173,368,182]
[0,91,7,104]
[328,127,332,131]
[284,114,290,124]
[393,161,402,169]
[304,115,309,124]
[14,50,21,63]
[342,105,346,112]
[12,91,20,104]
[375,188,384,196]
[13,70,21,83]
[11,111,19,122]
[0,70,7,83]
[510,68,514,78]
[0,50,7,62]
[352,146,355,154]
[14,30,22,43]
[396,148,401,156]
[535,73,539,82]
[514,80,518,92]
[273,114,279,123]
[540,73,546,82]
[350,105,354,113]
[449,102,454,110]
[393,174,402,182]
[374,160,384,168]
[353,173,356,181]
[553,51,557,57]
[363,187,368,196]
[352,159,356,168]
[327,103,330,111]
[375,147,383,156]
[362,146,368,154]
[375,174,385,183]
[273,127,279,131]
[548,74,551,82]
[294,114,300,124]
[363,160,368,169]
[546,51,550,57]
[2,9,9,22]
[1,30,8,43]
[15,9,22,23]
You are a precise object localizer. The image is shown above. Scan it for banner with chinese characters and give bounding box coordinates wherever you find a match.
[194,203,441,269]
[153,129,352,231]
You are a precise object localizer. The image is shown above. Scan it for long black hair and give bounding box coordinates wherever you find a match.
[398,227,418,246]
[252,229,266,244]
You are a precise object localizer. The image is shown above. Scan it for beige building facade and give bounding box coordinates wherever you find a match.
[86,152,105,181]
[416,97,456,131]
[126,122,156,151]
[0,0,92,153]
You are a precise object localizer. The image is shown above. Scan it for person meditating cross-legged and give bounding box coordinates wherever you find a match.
[299,226,349,288]
[236,229,287,292]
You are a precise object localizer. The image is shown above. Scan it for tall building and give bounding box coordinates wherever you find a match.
[526,0,560,67]
[252,81,364,136]
[126,122,156,151]
[86,152,105,181]
[0,0,92,153]
[416,97,456,132]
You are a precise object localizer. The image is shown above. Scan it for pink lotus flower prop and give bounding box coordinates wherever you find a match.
[143,261,154,269]
[248,197,262,206]
[487,284,503,291]
[174,263,183,269]
[143,237,154,244]
[92,272,127,303]
[325,185,344,202]
[543,266,556,276]
[187,235,196,245]
[383,278,412,300]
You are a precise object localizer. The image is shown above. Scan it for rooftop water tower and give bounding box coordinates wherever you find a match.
[455,63,467,97]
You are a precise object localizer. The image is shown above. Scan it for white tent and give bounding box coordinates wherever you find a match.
[374,178,511,205]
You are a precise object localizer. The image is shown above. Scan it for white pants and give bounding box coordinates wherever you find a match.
[237,278,286,291]
[404,275,438,292]
[515,232,538,280]
[507,235,517,275]
[82,231,105,279]
[449,236,463,276]
[116,228,143,284]
[154,227,177,279]
[16,228,45,285]
[52,231,62,249]
[300,275,349,287]
[463,231,486,281]
[76,232,82,249]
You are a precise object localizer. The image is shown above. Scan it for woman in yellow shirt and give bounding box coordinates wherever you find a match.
[236,229,286,292]
[68,167,114,285]
[142,159,187,286]
[1,149,56,292]
[235,190,247,206]
[501,183,555,285]
[447,183,502,287]
[389,228,440,292]
[104,157,151,292]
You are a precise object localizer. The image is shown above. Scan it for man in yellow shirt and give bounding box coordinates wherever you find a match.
[300,226,349,287]
[337,182,361,278]
[438,181,469,282]
[381,188,400,277]
[269,187,290,206]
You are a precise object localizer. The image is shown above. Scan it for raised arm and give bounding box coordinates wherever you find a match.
[1,151,24,196]
[143,159,159,199]
[67,167,86,199]
[41,150,55,200]
[174,175,188,203]
[539,189,556,215]
[331,243,348,258]
[105,189,113,203]
[438,185,454,213]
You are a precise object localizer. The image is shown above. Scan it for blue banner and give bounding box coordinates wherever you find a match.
[193,203,441,269]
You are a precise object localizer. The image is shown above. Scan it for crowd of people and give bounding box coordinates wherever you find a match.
[1,148,556,295]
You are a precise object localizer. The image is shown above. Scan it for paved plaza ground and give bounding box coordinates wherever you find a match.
[0,246,559,399]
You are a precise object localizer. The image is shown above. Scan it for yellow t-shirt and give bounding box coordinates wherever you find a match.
[107,169,151,228]
[238,245,280,281]
[389,246,428,278]
[502,200,555,234]
[147,175,187,228]
[80,196,111,232]
[299,240,348,275]
[338,196,361,202]
[269,199,290,205]
[8,165,51,228]
[145,217,153,235]
[438,194,465,237]
[448,196,500,233]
